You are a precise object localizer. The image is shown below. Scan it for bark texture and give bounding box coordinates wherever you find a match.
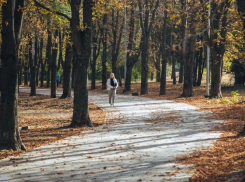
[0,0,26,151]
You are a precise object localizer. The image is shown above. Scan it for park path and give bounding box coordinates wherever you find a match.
[0,88,223,182]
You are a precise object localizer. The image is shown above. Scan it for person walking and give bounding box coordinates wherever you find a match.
[107,73,118,106]
[56,72,60,87]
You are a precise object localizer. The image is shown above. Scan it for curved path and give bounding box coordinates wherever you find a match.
[0,88,222,182]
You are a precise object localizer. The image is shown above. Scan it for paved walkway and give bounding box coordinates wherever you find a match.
[0,88,222,182]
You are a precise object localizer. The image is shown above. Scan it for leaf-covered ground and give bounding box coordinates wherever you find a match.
[90,80,245,181]
[0,93,106,160]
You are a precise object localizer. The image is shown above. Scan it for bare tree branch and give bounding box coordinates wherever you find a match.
[33,0,71,21]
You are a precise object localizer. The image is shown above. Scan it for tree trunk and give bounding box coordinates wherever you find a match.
[0,0,25,151]
[124,65,133,92]
[160,56,167,95]
[111,10,123,76]
[51,30,58,98]
[182,31,196,97]
[91,23,101,90]
[35,39,39,86]
[29,39,37,96]
[70,0,93,127]
[209,0,230,98]
[61,42,72,98]
[172,55,176,84]
[102,14,108,90]
[179,59,184,83]
[155,53,161,82]
[18,60,23,85]
[91,55,96,90]
[141,42,149,95]
[196,47,204,86]
[193,52,198,86]
[91,32,97,90]
[24,63,28,86]
[118,68,123,87]
[57,31,63,71]
[138,0,160,95]
[160,7,168,96]
[179,0,187,84]
[210,57,222,98]
[40,38,46,87]
[46,29,52,88]
[123,6,140,93]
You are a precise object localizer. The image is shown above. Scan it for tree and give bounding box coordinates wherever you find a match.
[0,0,26,151]
[138,0,160,95]
[70,0,93,126]
[237,0,245,29]
[101,13,108,90]
[111,10,123,75]
[90,21,101,90]
[34,0,93,126]
[61,35,73,98]
[29,38,37,96]
[208,0,231,98]
[159,2,168,96]
[123,3,141,93]
[51,30,58,98]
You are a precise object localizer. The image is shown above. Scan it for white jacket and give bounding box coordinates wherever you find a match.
[107,78,118,91]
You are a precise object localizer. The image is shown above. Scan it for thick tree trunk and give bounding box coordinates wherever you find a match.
[0,0,25,151]
[29,40,37,96]
[210,58,222,98]
[61,43,72,98]
[70,0,93,127]
[51,30,58,98]
[209,0,230,98]
[182,33,196,97]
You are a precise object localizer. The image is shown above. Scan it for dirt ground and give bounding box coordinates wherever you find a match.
[0,93,106,160]
[2,75,245,181]
[90,78,245,182]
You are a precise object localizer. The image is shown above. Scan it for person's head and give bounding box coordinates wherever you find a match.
[110,73,115,79]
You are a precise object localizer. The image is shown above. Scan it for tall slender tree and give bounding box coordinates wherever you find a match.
[101,13,108,90]
[51,30,58,98]
[138,0,160,95]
